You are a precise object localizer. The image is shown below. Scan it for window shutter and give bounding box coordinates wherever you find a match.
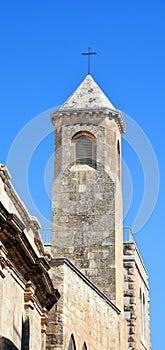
[76,136,96,168]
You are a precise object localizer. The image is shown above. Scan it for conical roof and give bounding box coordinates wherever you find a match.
[52,74,126,134]
[58,74,115,112]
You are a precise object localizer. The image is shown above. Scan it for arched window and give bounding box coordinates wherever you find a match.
[68,334,76,350]
[82,342,87,350]
[72,131,96,169]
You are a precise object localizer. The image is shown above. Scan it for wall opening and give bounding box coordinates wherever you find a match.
[82,341,87,349]
[68,334,76,350]
[117,139,120,180]
[143,293,146,340]
[140,288,146,340]
[72,131,96,169]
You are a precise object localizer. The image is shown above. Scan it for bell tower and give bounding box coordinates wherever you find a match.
[51,74,126,308]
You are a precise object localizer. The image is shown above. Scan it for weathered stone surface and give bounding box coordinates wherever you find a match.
[47,259,127,350]
[123,242,151,349]
[51,111,124,309]
[0,167,59,350]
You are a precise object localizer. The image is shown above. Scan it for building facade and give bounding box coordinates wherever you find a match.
[0,165,60,350]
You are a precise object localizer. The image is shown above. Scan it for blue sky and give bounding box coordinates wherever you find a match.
[0,1,164,348]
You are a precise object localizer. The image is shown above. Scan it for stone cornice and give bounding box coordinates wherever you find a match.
[0,241,28,290]
[0,163,11,180]
[0,164,37,227]
[0,201,60,310]
[123,243,149,290]
[24,280,46,315]
[123,241,148,275]
[0,242,8,278]
[51,108,126,135]
[0,164,45,256]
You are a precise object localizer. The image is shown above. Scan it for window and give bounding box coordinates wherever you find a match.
[140,288,146,340]
[143,293,146,339]
[82,342,87,350]
[68,334,76,350]
[140,288,143,337]
[117,139,120,180]
[72,131,96,169]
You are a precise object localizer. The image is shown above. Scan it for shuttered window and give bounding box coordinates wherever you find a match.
[76,136,96,168]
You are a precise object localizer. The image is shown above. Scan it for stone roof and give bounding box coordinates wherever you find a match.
[51,74,126,134]
[58,74,115,112]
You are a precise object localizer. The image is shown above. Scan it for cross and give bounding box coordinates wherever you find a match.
[82,47,97,75]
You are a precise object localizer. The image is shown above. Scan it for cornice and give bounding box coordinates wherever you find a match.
[0,241,26,286]
[123,243,149,290]
[0,165,45,256]
[51,108,126,135]
[0,201,60,310]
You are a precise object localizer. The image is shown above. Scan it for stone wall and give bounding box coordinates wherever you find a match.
[0,257,24,349]
[52,115,124,309]
[123,242,151,350]
[0,167,60,350]
[0,243,43,350]
[46,258,127,350]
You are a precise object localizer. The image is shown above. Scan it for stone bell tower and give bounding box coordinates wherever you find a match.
[51,74,126,309]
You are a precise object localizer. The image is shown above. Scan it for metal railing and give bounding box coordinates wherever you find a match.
[40,228,52,244]
[40,226,136,245]
[123,226,136,243]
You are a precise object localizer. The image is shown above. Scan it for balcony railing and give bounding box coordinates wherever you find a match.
[40,226,136,246]
[40,228,52,244]
[123,226,136,243]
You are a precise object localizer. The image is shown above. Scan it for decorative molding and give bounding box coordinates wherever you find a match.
[51,108,126,135]
[0,242,9,279]
[24,280,36,310]
[0,165,45,256]
[0,201,60,311]
[41,308,49,334]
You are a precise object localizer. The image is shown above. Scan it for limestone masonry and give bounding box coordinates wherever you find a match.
[0,74,151,350]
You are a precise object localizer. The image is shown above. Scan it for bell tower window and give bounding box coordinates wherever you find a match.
[72,131,96,169]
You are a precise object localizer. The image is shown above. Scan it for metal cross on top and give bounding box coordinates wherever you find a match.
[82,47,97,75]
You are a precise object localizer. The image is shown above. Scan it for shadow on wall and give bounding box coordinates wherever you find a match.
[21,317,30,350]
[0,337,19,350]
[0,317,30,350]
